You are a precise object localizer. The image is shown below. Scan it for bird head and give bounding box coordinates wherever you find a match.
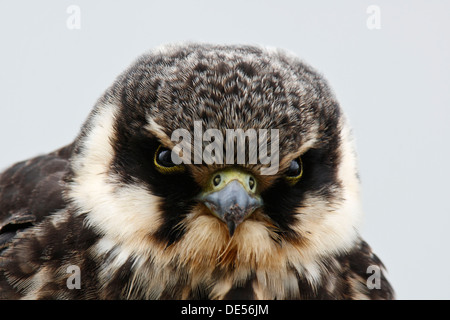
[68,43,362,277]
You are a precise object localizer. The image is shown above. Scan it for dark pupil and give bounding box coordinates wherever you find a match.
[157,149,175,167]
[287,159,301,177]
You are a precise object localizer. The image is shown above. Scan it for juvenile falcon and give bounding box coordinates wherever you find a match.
[0,43,394,299]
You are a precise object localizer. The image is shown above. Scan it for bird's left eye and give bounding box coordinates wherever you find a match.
[284,157,303,185]
[154,145,185,174]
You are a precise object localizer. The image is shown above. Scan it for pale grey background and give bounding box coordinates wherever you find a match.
[0,0,449,299]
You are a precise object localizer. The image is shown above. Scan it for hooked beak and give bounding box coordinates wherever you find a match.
[197,169,263,236]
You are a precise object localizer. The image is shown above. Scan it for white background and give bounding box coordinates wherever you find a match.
[0,0,449,299]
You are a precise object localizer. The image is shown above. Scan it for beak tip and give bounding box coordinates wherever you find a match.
[199,176,263,238]
[227,220,236,237]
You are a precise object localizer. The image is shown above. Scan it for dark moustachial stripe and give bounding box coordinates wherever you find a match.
[261,118,342,240]
[110,113,201,246]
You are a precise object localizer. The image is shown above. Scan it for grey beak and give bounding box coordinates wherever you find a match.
[202,180,262,236]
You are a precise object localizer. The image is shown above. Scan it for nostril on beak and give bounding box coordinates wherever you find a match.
[248,176,255,190]
[201,180,262,237]
[213,174,221,187]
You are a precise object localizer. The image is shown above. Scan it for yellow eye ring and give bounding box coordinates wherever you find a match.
[284,157,303,186]
[154,145,185,174]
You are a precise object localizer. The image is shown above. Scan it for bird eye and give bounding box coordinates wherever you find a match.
[284,157,303,185]
[154,145,185,174]
[157,149,175,167]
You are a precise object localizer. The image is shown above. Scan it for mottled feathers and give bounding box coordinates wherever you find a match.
[0,43,394,300]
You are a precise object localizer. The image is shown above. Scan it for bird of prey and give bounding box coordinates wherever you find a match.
[0,43,394,300]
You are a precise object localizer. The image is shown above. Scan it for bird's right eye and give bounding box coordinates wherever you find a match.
[284,157,303,186]
[154,145,185,174]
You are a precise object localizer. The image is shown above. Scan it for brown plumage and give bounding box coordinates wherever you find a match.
[0,43,394,299]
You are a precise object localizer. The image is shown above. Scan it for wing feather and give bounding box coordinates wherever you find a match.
[0,144,73,253]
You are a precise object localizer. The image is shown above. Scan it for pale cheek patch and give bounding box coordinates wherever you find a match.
[336,119,363,232]
[69,104,164,256]
[287,117,362,267]
[78,174,164,257]
[70,106,118,176]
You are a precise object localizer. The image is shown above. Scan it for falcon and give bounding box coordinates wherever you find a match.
[0,43,394,299]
